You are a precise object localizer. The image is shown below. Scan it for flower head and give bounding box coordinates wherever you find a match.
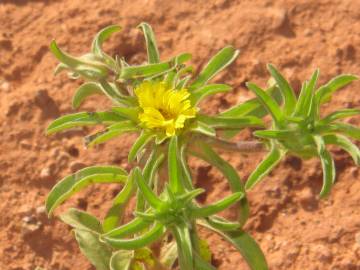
[135,81,197,137]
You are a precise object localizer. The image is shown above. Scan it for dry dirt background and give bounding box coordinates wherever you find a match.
[1,0,360,269]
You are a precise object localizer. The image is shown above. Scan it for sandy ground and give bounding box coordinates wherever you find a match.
[0,0,360,269]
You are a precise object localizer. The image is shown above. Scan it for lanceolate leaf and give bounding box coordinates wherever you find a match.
[194,253,217,270]
[134,167,163,209]
[220,85,283,118]
[46,111,125,134]
[191,192,243,218]
[102,223,165,250]
[245,145,283,190]
[246,82,284,126]
[60,208,102,233]
[120,62,171,79]
[326,123,360,140]
[199,222,268,270]
[46,166,127,216]
[254,129,294,140]
[50,40,108,80]
[85,121,138,147]
[313,135,336,198]
[72,82,103,109]
[190,46,239,89]
[91,25,122,69]
[104,218,149,239]
[190,142,249,226]
[128,132,155,162]
[220,85,283,139]
[190,84,231,105]
[110,250,133,270]
[172,224,194,270]
[74,229,112,270]
[267,64,297,115]
[191,121,216,137]
[112,107,140,122]
[168,136,183,194]
[321,108,360,124]
[323,134,360,165]
[102,173,135,232]
[138,22,160,64]
[197,115,264,130]
[294,69,319,117]
[315,74,358,104]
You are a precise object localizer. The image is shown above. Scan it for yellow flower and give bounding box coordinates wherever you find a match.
[135,81,197,137]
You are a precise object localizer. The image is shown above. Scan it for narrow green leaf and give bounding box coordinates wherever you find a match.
[46,111,125,135]
[134,167,163,209]
[246,82,284,126]
[326,123,360,140]
[254,129,294,140]
[128,132,155,163]
[190,121,216,137]
[179,143,195,190]
[205,216,240,231]
[323,134,360,165]
[112,107,139,122]
[267,64,297,115]
[178,189,205,204]
[245,146,283,190]
[120,62,170,79]
[194,253,217,270]
[99,80,134,106]
[102,173,135,232]
[198,115,264,130]
[138,22,160,64]
[190,46,239,89]
[316,74,358,104]
[104,218,150,238]
[74,229,112,270]
[110,250,133,270]
[46,166,127,216]
[313,135,336,198]
[190,84,231,105]
[199,222,268,270]
[321,109,360,124]
[102,223,165,250]
[220,85,283,139]
[294,69,319,117]
[50,40,108,80]
[137,151,165,211]
[72,82,103,109]
[221,85,282,118]
[172,224,194,270]
[60,208,102,233]
[191,192,243,218]
[168,136,183,194]
[177,75,192,89]
[85,121,138,147]
[190,142,249,226]
[91,25,122,69]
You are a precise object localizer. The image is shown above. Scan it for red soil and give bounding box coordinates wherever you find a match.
[0,0,359,269]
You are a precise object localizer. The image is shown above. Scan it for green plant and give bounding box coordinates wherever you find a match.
[45,23,359,270]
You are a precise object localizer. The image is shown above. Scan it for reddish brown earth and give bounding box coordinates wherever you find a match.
[1,0,360,269]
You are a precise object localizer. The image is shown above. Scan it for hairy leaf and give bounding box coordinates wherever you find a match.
[46,166,127,215]
[190,46,239,89]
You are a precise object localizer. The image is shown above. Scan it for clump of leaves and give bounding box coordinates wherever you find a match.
[245,66,359,197]
[45,23,359,270]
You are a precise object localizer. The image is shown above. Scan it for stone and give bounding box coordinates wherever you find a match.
[39,167,52,181]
